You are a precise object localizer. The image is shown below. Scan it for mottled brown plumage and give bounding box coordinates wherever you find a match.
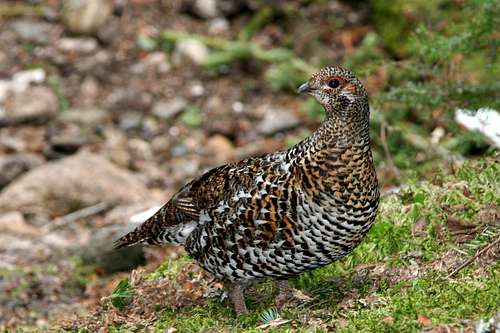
[114,66,379,315]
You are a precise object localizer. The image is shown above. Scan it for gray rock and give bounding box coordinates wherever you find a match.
[152,97,188,120]
[257,107,300,135]
[119,111,143,130]
[79,223,145,274]
[0,151,149,217]
[0,153,44,189]
[0,86,58,127]
[11,20,54,44]
[62,0,113,35]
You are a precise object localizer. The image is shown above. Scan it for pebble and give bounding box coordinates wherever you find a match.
[0,69,46,102]
[208,18,230,34]
[11,20,54,44]
[62,0,114,35]
[57,37,98,53]
[174,39,209,66]
[193,0,219,19]
[58,108,110,125]
[152,97,188,120]
[0,86,58,127]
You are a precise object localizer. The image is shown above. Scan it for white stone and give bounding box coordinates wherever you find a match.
[175,39,209,65]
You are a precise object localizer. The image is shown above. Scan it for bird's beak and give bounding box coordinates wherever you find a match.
[297,82,312,94]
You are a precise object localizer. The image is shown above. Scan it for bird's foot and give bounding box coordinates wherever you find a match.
[227,282,247,316]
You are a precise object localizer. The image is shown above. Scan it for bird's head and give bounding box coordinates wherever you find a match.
[298,66,368,118]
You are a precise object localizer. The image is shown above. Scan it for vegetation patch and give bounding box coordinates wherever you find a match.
[70,158,499,332]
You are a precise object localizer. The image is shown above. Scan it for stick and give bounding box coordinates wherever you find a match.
[448,235,500,278]
[380,120,400,180]
[43,202,111,232]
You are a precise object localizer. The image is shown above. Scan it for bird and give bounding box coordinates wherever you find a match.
[114,66,380,315]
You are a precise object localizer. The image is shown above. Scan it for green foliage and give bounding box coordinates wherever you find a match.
[367,0,500,174]
[149,257,191,280]
[110,278,134,310]
[179,106,203,128]
[259,307,280,324]
[413,0,500,64]
[369,0,447,56]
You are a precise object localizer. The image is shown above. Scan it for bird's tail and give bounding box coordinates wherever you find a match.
[113,206,166,249]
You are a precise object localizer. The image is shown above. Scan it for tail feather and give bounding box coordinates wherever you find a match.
[113,206,166,249]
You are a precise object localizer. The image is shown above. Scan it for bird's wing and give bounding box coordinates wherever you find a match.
[113,163,241,248]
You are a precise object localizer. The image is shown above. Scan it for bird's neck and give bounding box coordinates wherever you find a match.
[304,103,371,150]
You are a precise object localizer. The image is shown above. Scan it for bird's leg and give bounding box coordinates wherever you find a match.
[275,279,293,307]
[226,282,247,315]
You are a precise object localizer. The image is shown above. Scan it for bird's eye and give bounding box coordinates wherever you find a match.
[328,78,341,89]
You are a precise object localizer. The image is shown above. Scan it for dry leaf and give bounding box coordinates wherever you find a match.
[418,315,431,325]
[256,318,292,329]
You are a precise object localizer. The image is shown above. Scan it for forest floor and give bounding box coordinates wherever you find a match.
[0,0,498,332]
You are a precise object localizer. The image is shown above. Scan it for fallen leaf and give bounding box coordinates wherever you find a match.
[256,318,292,329]
[462,186,471,197]
[418,315,431,325]
[382,316,394,322]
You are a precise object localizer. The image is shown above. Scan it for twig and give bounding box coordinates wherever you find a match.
[43,202,111,232]
[380,120,400,180]
[448,235,500,278]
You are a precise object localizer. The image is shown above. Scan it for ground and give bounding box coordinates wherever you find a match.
[69,158,500,332]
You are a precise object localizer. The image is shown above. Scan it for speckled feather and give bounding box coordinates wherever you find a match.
[115,66,379,283]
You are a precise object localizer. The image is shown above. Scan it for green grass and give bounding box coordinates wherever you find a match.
[102,157,499,332]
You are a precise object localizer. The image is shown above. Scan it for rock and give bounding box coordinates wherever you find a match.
[79,223,145,274]
[141,52,171,74]
[0,86,58,127]
[193,0,219,19]
[0,153,44,189]
[119,111,143,130]
[256,107,300,136]
[62,0,114,35]
[0,211,38,235]
[57,108,110,125]
[11,20,54,44]
[75,50,112,75]
[152,97,188,120]
[0,69,46,102]
[174,39,209,65]
[57,37,98,53]
[0,151,149,217]
[208,18,229,34]
[205,135,235,164]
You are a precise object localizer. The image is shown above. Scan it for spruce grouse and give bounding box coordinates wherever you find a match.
[115,66,380,315]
